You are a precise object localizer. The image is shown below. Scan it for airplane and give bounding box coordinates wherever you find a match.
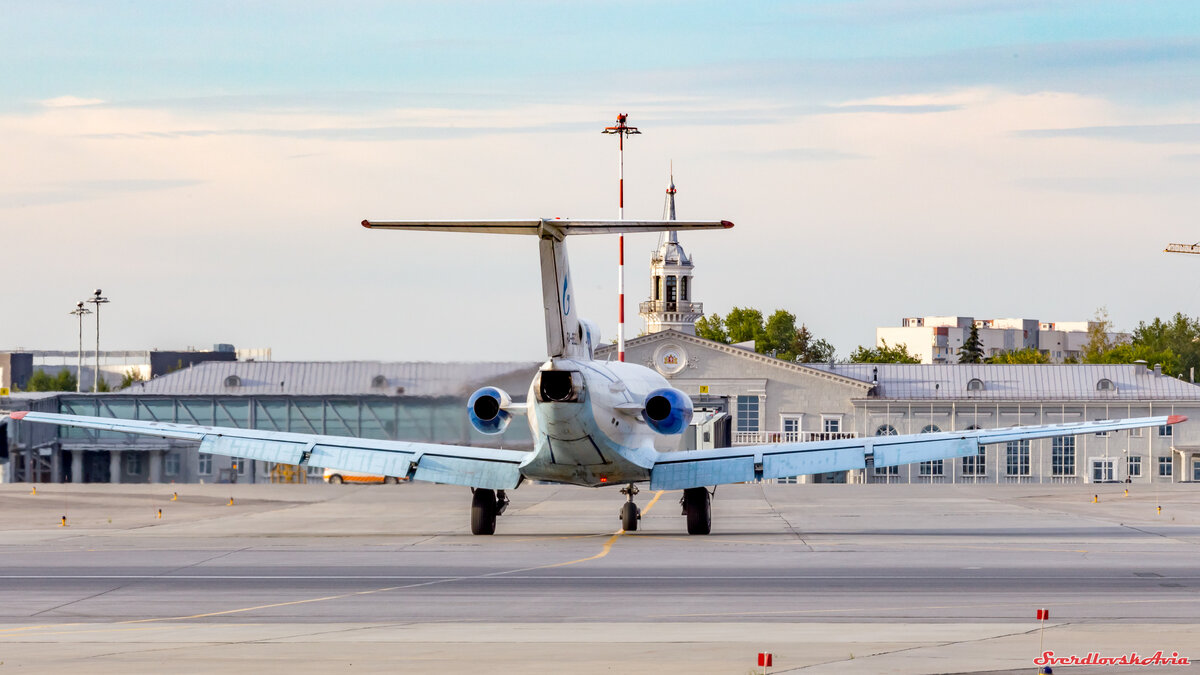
[10,218,1186,535]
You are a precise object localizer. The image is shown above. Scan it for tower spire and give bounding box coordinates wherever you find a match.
[641,168,702,335]
[665,161,678,244]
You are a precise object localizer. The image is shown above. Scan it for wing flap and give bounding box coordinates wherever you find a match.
[651,454,755,490]
[413,454,521,490]
[763,445,867,477]
[200,435,308,465]
[871,436,976,467]
[308,444,413,478]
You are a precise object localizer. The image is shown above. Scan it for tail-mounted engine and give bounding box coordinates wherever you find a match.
[643,388,694,435]
[468,386,513,435]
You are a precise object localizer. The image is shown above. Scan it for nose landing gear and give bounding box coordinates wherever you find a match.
[619,484,641,531]
[470,488,509,535]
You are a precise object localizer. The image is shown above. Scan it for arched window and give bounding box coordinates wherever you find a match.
[875,424,898,436]
[967,378,985,391]
[961,425,985,475]
[224,375,241,388]
[371,374,388,388]
[1096,378,1115,392]
[920,424,941,434]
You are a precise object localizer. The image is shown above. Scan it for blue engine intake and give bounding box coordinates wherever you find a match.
[468,386,512,435]
[643,388,694,435]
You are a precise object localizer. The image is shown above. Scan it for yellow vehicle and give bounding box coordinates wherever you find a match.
[323,468,403,485]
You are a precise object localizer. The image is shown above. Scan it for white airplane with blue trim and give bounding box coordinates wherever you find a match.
[11,218,1186,535]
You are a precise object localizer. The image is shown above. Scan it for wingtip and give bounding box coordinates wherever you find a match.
[10,411,28,420]
[361,219,372,228]
[1168,414,1188,425]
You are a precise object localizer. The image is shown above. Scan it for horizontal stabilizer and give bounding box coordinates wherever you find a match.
[362,219,733,238]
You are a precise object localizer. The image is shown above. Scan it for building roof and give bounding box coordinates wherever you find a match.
[129,361,542,397]
[805,363,1200,401]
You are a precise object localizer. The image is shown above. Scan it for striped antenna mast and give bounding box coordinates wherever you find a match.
[602,114,641,362]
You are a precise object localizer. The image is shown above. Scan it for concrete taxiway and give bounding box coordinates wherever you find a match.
[0,482,1197,674]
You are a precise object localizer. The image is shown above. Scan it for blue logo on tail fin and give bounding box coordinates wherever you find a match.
[562,276,571,316]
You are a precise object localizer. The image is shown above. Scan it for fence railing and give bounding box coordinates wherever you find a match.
[732,431,858,445]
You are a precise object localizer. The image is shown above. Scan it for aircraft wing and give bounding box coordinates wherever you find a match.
[9,411,526,490]
[649,415,1184,490]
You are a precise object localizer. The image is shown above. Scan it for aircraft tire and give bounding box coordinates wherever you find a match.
[471,489,498,535]
[620,501,639,531]
[683,487,711,535]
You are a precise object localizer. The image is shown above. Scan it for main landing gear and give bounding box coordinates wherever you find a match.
[619,484,641,531]
[681,487,712,535]
[470,488,509,535]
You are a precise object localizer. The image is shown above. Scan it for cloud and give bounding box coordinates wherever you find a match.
[0,179,204,208]
[41,96,105,108]
[822,104,963,115]
[726,147,867,161]
[1016,123,1200,144]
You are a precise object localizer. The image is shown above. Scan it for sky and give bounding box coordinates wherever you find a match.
[3,1,1200,362]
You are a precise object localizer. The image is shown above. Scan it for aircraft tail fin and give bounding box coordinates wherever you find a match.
[363,218,733,358]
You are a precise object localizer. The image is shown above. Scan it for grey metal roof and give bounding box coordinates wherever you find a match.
[129,361,543,397]
[805,363,1200,401]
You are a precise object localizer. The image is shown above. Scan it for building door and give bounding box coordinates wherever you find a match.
[1092,459,1114,483]
[84,451,111,483]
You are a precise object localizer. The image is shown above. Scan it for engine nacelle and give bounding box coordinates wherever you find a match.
[468,386,513,435]
[577,318,600,360]
[643,387,693,435]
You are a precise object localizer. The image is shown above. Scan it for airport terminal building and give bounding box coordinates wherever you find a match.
[5,343,1200,486]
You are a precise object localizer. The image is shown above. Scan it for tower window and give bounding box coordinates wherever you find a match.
[654,276,661,301]
[665,276,677,303]
[680,276,689,301]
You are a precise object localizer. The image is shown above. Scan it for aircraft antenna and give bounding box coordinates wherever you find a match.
[602,113,640,362]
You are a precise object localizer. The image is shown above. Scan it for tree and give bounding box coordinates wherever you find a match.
[724,307,764,344]
[795,324,836,363]
[1087,342,1181,374]
[1081,307,1124,363]
[988,347,1051,364]
[118,367,146,390]
[761,310,799,360]
[24,368,77,392]
[849,339,921,363]
[694,314,729,344]
[959,323,984,363]
[1131,312,1200,378]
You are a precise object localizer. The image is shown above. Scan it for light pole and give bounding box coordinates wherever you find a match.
[87,289,109,393]
[69,301,91,393]
[601,113,640,362]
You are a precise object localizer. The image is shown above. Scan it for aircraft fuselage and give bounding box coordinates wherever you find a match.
[519,357,677,487]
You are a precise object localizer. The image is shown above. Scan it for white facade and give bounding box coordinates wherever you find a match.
[878,316,1126,364]
[602,332,1200,485]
